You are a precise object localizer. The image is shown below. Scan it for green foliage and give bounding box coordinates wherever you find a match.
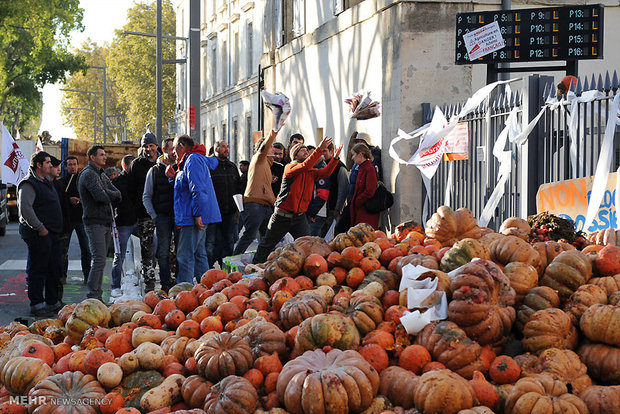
[107,0,176,142]
[0,0,86,134]
[61,41,125,141]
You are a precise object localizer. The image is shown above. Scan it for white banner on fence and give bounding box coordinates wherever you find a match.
[566,90,607,177]
[582,93,620,232]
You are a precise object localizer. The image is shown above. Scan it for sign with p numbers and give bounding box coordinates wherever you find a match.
[455,5,604,64]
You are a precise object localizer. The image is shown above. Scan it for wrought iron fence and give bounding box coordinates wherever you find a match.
[423,71,619,228]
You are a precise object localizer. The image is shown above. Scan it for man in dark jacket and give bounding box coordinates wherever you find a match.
[49,156,69,302]
[17,151,64,317]
[143,138,176,291]
[59,156,91,284]
[78,145,121,301]
[110,155,136,297]
[128,132,159,292]
[253,137,342,264]
[207,140,241,268]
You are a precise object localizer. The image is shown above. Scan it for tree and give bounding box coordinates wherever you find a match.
[107,0,176,142]
[61,41,125,141]
[0,0,87,135]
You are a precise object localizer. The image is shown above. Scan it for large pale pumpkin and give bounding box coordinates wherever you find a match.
[414,369,478,414]
[439,238,490,272]
[578,343,620,384]
[395,254,439,276]
[448,260,516,346]
[29,371,105,414]
[522,308,578,354]
[108,300,151,326]
[588,228,620,246]
[415,321,485,379]
[579,304,620,346]
[589,274,620,297]
[504,374,588,414]
[540,250,593,303]
[595,245,620,276]
[277,349,380,414]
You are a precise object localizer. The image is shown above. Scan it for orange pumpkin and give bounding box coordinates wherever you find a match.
[384,305,408,323]
[200,269,227,288]
[100,392,125,414]
[144,290,168,309]
[399,345,431,375]
[243,368,264,389]
[331,267,347,284]
[83,347,115,376]
[247,297,269,312]
[153,299,177,322]
[174,291,199,313]
[105,333,133,357]
[223,283,250,300]
[52,343,72,362]
[294,275,314,290]
[358,343,389,372]
[380,248,403,266]
[271,290,293,313]
[489,355,520,384]
[360,257,381,274]
[469,370,499,409]
[200,315,223,334]
[253,352,283,376]
[595,245,620,276]
[268,277,301,296]
[303,253,328,278]
[176,320,201,339]
[423,361,446,373]
[164,309,186,329]
[346,267,365,288]
[362,330,395,349]
[20,342,54,367]
[188,305,212,323]
[135,313,162,329]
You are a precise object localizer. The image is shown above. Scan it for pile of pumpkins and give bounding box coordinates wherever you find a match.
[0,205,619,414]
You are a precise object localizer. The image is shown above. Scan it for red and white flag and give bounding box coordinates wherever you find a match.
[35,137,44,152]
[1,122,30,185]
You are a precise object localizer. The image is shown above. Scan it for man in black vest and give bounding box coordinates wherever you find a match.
[207,140,242,268]
[59,156,91,284]
[143,138,176,291]
[17,151,63,317]
[128,132,159,292]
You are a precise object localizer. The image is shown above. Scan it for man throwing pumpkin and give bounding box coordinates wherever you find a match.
[252,136,342,264]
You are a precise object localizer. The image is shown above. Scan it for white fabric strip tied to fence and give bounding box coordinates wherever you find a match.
[565,90,607,177]
[581,93,620,232]
[388,79,519,223]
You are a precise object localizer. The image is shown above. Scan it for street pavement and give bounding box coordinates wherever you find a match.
[0,221,112,325]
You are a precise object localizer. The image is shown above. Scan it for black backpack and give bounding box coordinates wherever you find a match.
[364,181,394,213]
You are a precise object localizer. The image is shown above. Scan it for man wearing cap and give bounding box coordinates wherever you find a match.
[18,152,64,316]
[49,156,70,302]
[252,137,343,264]
[128,132,160,292]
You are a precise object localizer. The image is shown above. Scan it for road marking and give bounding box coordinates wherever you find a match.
[0,260,85,271]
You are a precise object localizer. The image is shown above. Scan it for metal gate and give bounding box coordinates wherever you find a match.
[424,72,619,228]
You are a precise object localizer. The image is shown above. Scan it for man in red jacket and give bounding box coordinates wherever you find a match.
[252,136,342,264]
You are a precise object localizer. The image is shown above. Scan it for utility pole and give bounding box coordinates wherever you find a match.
[156,0,163,143]
[188,0,200,142]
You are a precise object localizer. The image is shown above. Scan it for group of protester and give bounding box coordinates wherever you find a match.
[18,124,383,317]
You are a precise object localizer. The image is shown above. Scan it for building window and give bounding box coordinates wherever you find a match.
[211,46,217,94]
[293,0,305,38]
[202,128,206,144]
[333,0,363,15]
[211,126,216,149]
[221,40,228,89]
[222,122,227,142]
[202,52,207,98]
[247,22,253,77]
[233,31,239,84]
[232,118,238,162]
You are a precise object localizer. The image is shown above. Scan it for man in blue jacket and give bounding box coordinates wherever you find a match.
[170,134,220,283]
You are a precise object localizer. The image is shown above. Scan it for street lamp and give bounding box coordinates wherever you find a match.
[61,88,98,141]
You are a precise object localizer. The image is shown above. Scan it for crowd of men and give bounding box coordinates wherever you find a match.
[18,126,382,317]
